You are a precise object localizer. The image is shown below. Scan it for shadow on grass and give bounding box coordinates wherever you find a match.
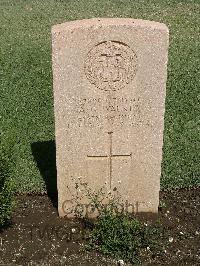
[31,140,58,208]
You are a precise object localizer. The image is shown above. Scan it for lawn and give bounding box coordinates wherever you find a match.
[0,0,199,193]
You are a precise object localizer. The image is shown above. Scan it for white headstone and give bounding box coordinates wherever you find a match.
[52,18,169,217]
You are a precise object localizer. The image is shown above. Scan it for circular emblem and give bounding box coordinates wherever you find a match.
[84,41,137,91]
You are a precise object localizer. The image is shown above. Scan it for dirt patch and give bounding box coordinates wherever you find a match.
[0,187,199,265]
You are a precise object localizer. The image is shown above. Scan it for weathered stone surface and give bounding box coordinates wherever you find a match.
[52,18,169,217]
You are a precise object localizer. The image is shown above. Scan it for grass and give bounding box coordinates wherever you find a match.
[0,137,16,228]
[0,0,199,193]
[0,157,15,228]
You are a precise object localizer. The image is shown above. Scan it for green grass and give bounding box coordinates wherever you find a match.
[0,137,16,228]
[0,0,199,193]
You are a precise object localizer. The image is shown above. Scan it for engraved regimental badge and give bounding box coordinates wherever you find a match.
[85,41,138,91]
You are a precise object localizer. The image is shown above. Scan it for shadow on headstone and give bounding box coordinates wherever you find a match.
[31,140,58,208]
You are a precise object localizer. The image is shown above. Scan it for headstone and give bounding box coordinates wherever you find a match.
[52,18,169,217]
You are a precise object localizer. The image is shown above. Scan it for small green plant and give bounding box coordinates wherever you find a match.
[159,200,167,209]
[0,151,14,229]
[87,213,160,265]
[74,180,161,265]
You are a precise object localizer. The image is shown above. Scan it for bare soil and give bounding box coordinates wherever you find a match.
[0,187,199,265]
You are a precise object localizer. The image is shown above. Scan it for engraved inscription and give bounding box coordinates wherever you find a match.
[85,41,138,91]
[69,97,142,128]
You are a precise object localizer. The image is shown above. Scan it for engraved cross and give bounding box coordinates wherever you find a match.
[87,132,132,189]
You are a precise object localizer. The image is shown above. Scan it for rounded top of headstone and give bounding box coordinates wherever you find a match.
[52,18,169,34]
